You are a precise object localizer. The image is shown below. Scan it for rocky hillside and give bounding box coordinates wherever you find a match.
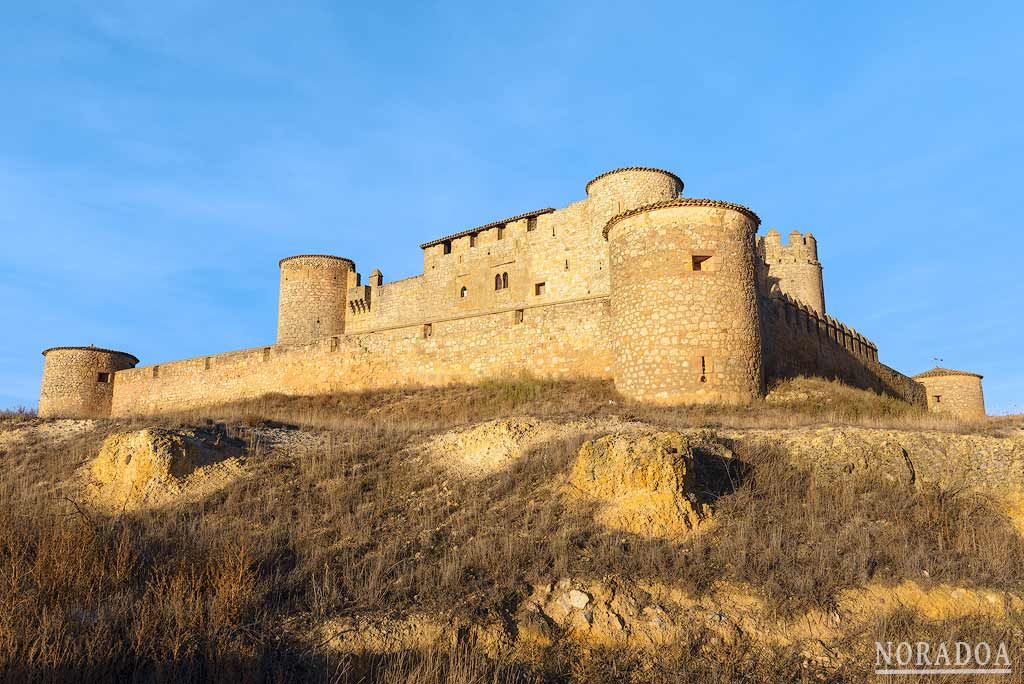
[0,376,1021,683]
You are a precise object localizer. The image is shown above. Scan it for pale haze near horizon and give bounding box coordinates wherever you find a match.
[1,1,1021,414]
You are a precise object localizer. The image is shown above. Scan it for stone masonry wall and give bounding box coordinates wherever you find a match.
[111,298,612,416]
[607,201,764,405]
[915,374,985,418]
[757,230,825,315]
[39,347,138,418]
[761,294,925,406]
[277,255,355,344]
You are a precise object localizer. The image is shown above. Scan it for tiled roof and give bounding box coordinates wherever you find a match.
[42,346,140,364]
[912,367,983,380]
[419,208,555,249]
[603,198,761,238]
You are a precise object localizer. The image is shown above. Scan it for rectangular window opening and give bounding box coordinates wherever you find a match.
[423,323,433,339]
[204,357,211,370]
[97,372,110,383]
[496,225,505,240]
[534,282,546,296]
[152,366,159,379]
[691,254,713,272]
[263,347,271,361]
[330,337,339,352]
[469,233,478,247]
[442,240,452,255]
[526,217,537,232]
[514,309,524,324]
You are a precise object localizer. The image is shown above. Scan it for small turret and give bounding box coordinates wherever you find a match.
[757,229,826,316]
[277,255,357,345]
[912,368,986,418]
[39,345,139,418]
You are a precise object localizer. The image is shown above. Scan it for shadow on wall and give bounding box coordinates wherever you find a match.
[759,295,925,406]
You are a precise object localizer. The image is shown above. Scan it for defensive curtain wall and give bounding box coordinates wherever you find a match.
[40,167,972,418]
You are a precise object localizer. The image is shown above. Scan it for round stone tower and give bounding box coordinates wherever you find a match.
[912,368,985,418]
[39,346,139,418]
[277,255,356,345]
[585,167,683,229]
[604,199,763,405]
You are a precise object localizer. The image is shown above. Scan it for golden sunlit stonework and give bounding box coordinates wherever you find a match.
[38,167,982,419]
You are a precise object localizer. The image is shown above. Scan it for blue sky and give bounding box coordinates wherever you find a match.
[2,1,1021,414]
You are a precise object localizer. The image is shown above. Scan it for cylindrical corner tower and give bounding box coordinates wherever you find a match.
[277,255,355,345]
[912,368,985,418]
[605,199,763,405]
[585,167,683,228]
[39,346,139,418]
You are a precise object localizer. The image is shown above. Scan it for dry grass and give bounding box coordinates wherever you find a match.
[0,377,1021,682]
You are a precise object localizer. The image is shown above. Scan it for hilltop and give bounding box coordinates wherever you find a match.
[0,376,1021,683]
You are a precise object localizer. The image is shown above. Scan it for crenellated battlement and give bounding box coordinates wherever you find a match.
[757,229,826,316]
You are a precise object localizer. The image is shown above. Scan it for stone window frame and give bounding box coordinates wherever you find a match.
[96,372,111,383]
[534,282,546,296]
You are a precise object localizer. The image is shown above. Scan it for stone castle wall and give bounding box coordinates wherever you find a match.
[760,294,925,405]
[110,298,612,416]
[41,167,941,418]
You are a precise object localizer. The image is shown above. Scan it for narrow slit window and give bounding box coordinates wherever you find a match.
[565,259,570,270]
[459,286,468,298]
[934,395,942,403]
[502,272,509,289]
[699,356,707,383]
[97,372,110,383]
[204,357,211,370]
[534,282,546,296]
[495,274,502,290]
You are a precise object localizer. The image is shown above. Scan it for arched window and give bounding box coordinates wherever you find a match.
[460,286,467,298]
[495,274,502,290]
[502,272,509,289]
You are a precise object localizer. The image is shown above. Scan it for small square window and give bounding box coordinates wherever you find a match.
[97,372,110,383]
[691,254,713,272]
[534,282,546,296]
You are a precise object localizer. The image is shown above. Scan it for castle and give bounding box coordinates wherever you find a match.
[37,167,986,419]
